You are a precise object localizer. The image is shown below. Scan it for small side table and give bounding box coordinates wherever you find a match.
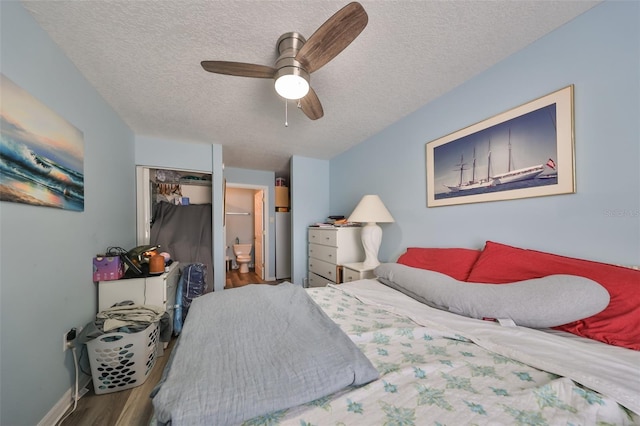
[342,262,376,283]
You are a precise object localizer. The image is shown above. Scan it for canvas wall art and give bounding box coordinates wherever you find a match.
[426,85,575,207]
[0,73,84,211]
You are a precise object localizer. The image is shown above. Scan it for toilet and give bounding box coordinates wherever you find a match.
[233,244,252,274]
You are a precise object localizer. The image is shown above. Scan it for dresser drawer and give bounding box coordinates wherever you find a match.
[343,269,359,282]
[308,271,335,287]
[308,257,339,282]
[343,265,375,282]
[308,243,338,264]
[308,228,337,246]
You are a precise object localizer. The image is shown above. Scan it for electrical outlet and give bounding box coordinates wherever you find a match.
[62,327,80,352]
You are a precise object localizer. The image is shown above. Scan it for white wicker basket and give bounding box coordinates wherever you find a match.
[86,321,159,394]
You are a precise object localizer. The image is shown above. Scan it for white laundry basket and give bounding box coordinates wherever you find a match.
[86,321,159,394]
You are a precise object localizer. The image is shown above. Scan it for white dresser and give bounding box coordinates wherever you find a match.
[98,261,180,335]
[307,227,363,287]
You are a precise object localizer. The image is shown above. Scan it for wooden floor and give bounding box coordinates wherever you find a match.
[225,267,283,289]
[61,269,280,426]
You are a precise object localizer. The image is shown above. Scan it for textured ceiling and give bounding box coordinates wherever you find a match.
[22,0,598,176]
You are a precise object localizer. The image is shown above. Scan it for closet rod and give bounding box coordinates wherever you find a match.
[153,179,212,187]
[225,212,250,215]
[179,179,211,187]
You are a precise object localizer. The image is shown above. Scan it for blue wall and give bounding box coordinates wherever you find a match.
[0,3,136,425]
[136,135,217,172]
[291,156,330,285]
[330,1,639,266]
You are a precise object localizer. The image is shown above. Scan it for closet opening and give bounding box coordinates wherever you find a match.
[136,166,214,292]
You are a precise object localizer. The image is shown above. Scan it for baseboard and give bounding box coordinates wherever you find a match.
[38,375,91,426]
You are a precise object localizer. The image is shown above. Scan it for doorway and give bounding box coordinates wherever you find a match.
[224,184,268,282]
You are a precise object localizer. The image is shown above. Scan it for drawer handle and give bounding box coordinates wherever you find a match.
[328,254,332,257]
[327,271,332,276]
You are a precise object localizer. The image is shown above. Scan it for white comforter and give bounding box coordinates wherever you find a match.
[243,280,639,425]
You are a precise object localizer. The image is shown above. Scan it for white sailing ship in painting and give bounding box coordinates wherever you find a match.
[445,130,555,193]
[445,147,494,192]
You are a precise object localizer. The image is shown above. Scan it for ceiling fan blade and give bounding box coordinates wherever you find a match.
[299,87,324,120]
[201,61,276,78]
[295,2,368,74]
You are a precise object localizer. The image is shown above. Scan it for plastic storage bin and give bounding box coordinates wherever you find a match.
[86,321,159,394]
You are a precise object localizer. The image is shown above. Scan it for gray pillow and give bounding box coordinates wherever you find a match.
[374,263,610,328]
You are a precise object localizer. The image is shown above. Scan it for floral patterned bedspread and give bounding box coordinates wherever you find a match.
[243,285,637,426]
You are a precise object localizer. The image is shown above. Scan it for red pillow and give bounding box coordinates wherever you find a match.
[467,241,640,350]
[397,247,481,281]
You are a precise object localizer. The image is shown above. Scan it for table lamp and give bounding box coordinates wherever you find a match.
[347,195,395,268]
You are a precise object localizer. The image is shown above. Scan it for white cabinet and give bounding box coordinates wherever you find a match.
[98,262,180,334]
[307,227,363,287]
[342,262,376,282]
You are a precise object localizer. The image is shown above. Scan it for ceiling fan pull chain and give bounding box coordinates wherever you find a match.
[284,99,288,127]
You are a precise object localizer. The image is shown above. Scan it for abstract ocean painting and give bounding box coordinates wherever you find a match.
[1,74,84,211]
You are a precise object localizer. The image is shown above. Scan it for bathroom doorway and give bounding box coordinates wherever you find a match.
[224,184,267,281]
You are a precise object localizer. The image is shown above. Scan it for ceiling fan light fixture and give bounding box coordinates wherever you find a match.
[201,2,368,119]
[274,68,310,100]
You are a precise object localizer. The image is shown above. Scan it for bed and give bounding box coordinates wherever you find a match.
[151,241,640,425]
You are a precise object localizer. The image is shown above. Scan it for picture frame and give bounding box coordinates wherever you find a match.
[426,85,575,207]
[1,73,85,211]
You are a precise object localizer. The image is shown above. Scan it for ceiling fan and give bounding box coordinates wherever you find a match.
[201,2,368,120]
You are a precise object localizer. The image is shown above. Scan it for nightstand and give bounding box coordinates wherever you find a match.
[342,262,376,283]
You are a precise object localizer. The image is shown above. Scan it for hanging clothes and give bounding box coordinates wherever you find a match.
[173,263,208,335]
[150,201,213,290]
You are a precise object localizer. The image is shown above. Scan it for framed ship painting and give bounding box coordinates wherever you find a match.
[0,73,84,211]
[426,85,575,207]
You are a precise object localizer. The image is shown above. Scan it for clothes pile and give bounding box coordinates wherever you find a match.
[78,301,172,344]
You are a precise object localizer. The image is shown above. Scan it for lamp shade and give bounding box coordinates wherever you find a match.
[347,195,395,223]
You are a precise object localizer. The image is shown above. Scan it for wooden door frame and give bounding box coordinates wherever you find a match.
[253,190,264,279]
